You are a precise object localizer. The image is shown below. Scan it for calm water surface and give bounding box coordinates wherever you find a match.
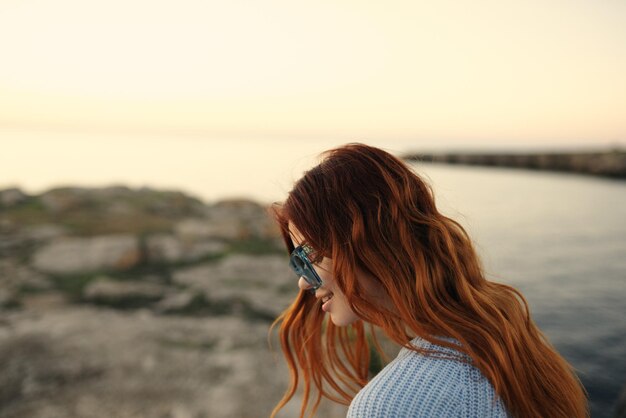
[411,163,626,418]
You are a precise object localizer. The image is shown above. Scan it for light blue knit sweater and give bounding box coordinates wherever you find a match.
[347,336,512,417]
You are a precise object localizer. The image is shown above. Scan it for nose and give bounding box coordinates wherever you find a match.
[298,276,312,291]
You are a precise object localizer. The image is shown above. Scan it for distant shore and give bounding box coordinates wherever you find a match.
[402,148,626,179]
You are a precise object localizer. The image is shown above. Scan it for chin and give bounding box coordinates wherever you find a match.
[330,313,359,327]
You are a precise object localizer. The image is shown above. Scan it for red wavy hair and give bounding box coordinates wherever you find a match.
[269,143,588,418]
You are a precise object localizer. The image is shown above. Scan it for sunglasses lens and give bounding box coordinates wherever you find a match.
[290,250,320,289]
[292,255,305,271]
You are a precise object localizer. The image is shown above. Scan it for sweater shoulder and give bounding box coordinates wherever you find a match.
[347,336,511,418]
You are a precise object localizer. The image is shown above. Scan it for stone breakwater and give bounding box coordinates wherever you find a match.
[0,186,351,418]
[402,148,626,179]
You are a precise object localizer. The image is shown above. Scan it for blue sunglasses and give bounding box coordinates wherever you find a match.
[289,243,323,291]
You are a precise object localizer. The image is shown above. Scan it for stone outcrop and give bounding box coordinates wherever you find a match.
[0,185,349,418]
[32,235,141,274]
[153,290,198,314]
[83,277,168,307]
[145,233,227,264]
[0,307,349,418]
[0,187,28,207]
[175,200,280,241]
[38,186,207,217]
[172,254,295,318]
[0,260,51,308]
[175,217,242,241]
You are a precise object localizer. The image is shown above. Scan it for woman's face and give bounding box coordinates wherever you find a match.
[288,222,360,327]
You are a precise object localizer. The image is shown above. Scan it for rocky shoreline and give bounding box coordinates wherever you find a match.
[402,148,626,179]
[0,186,352,418]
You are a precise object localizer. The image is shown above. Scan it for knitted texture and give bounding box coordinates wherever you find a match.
[347,336,512,418]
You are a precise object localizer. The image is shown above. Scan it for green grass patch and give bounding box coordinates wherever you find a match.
[88,292,163,310]
[0,296,22,310]
[2,197,49,226]
[48,271,161,300]
[48,273,100,301]
[161,292,276,322]
[16,281,51,295]
[58,211,174,236]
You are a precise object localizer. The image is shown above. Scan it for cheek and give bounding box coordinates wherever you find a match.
[318,270,334,285]
[331,294,360,325]
[315,260,335,284]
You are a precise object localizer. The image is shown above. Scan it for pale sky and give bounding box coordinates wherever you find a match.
[1,0,625,144]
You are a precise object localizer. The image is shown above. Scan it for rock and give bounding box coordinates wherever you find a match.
[175,218,241,241]
[0,218,16,233]
[211,199,280,239]
[212,199,265,217]
[173,254,291,287]
[145,234,226,264]
[185,240,227,260]
[172,254,296,318]
[22,224,67,243]
[403,150,626,179]
[0,235,29,257]
[38,186,137,214]
[39,187,89,213]
[0,333,104,410]
[0,260,52,301]
[153,291,197,314]
[173,200,280,241]
[83,277,167,307]
[0,293,350,418]
[37,186,207,222]
[0,224,68,260]
[130,187,207,218]
[32,235,141,274]
[588,154,626,177]
[0,288,20,309]
[145,234,184,263]
[20,292,68,310]
[0,187,28,207]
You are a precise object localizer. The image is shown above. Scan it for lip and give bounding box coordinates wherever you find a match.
[316,291,333,302]
[318,292,334,312]
[322,298,332,312]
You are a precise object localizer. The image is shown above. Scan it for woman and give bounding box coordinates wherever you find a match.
[269,143,588,418]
